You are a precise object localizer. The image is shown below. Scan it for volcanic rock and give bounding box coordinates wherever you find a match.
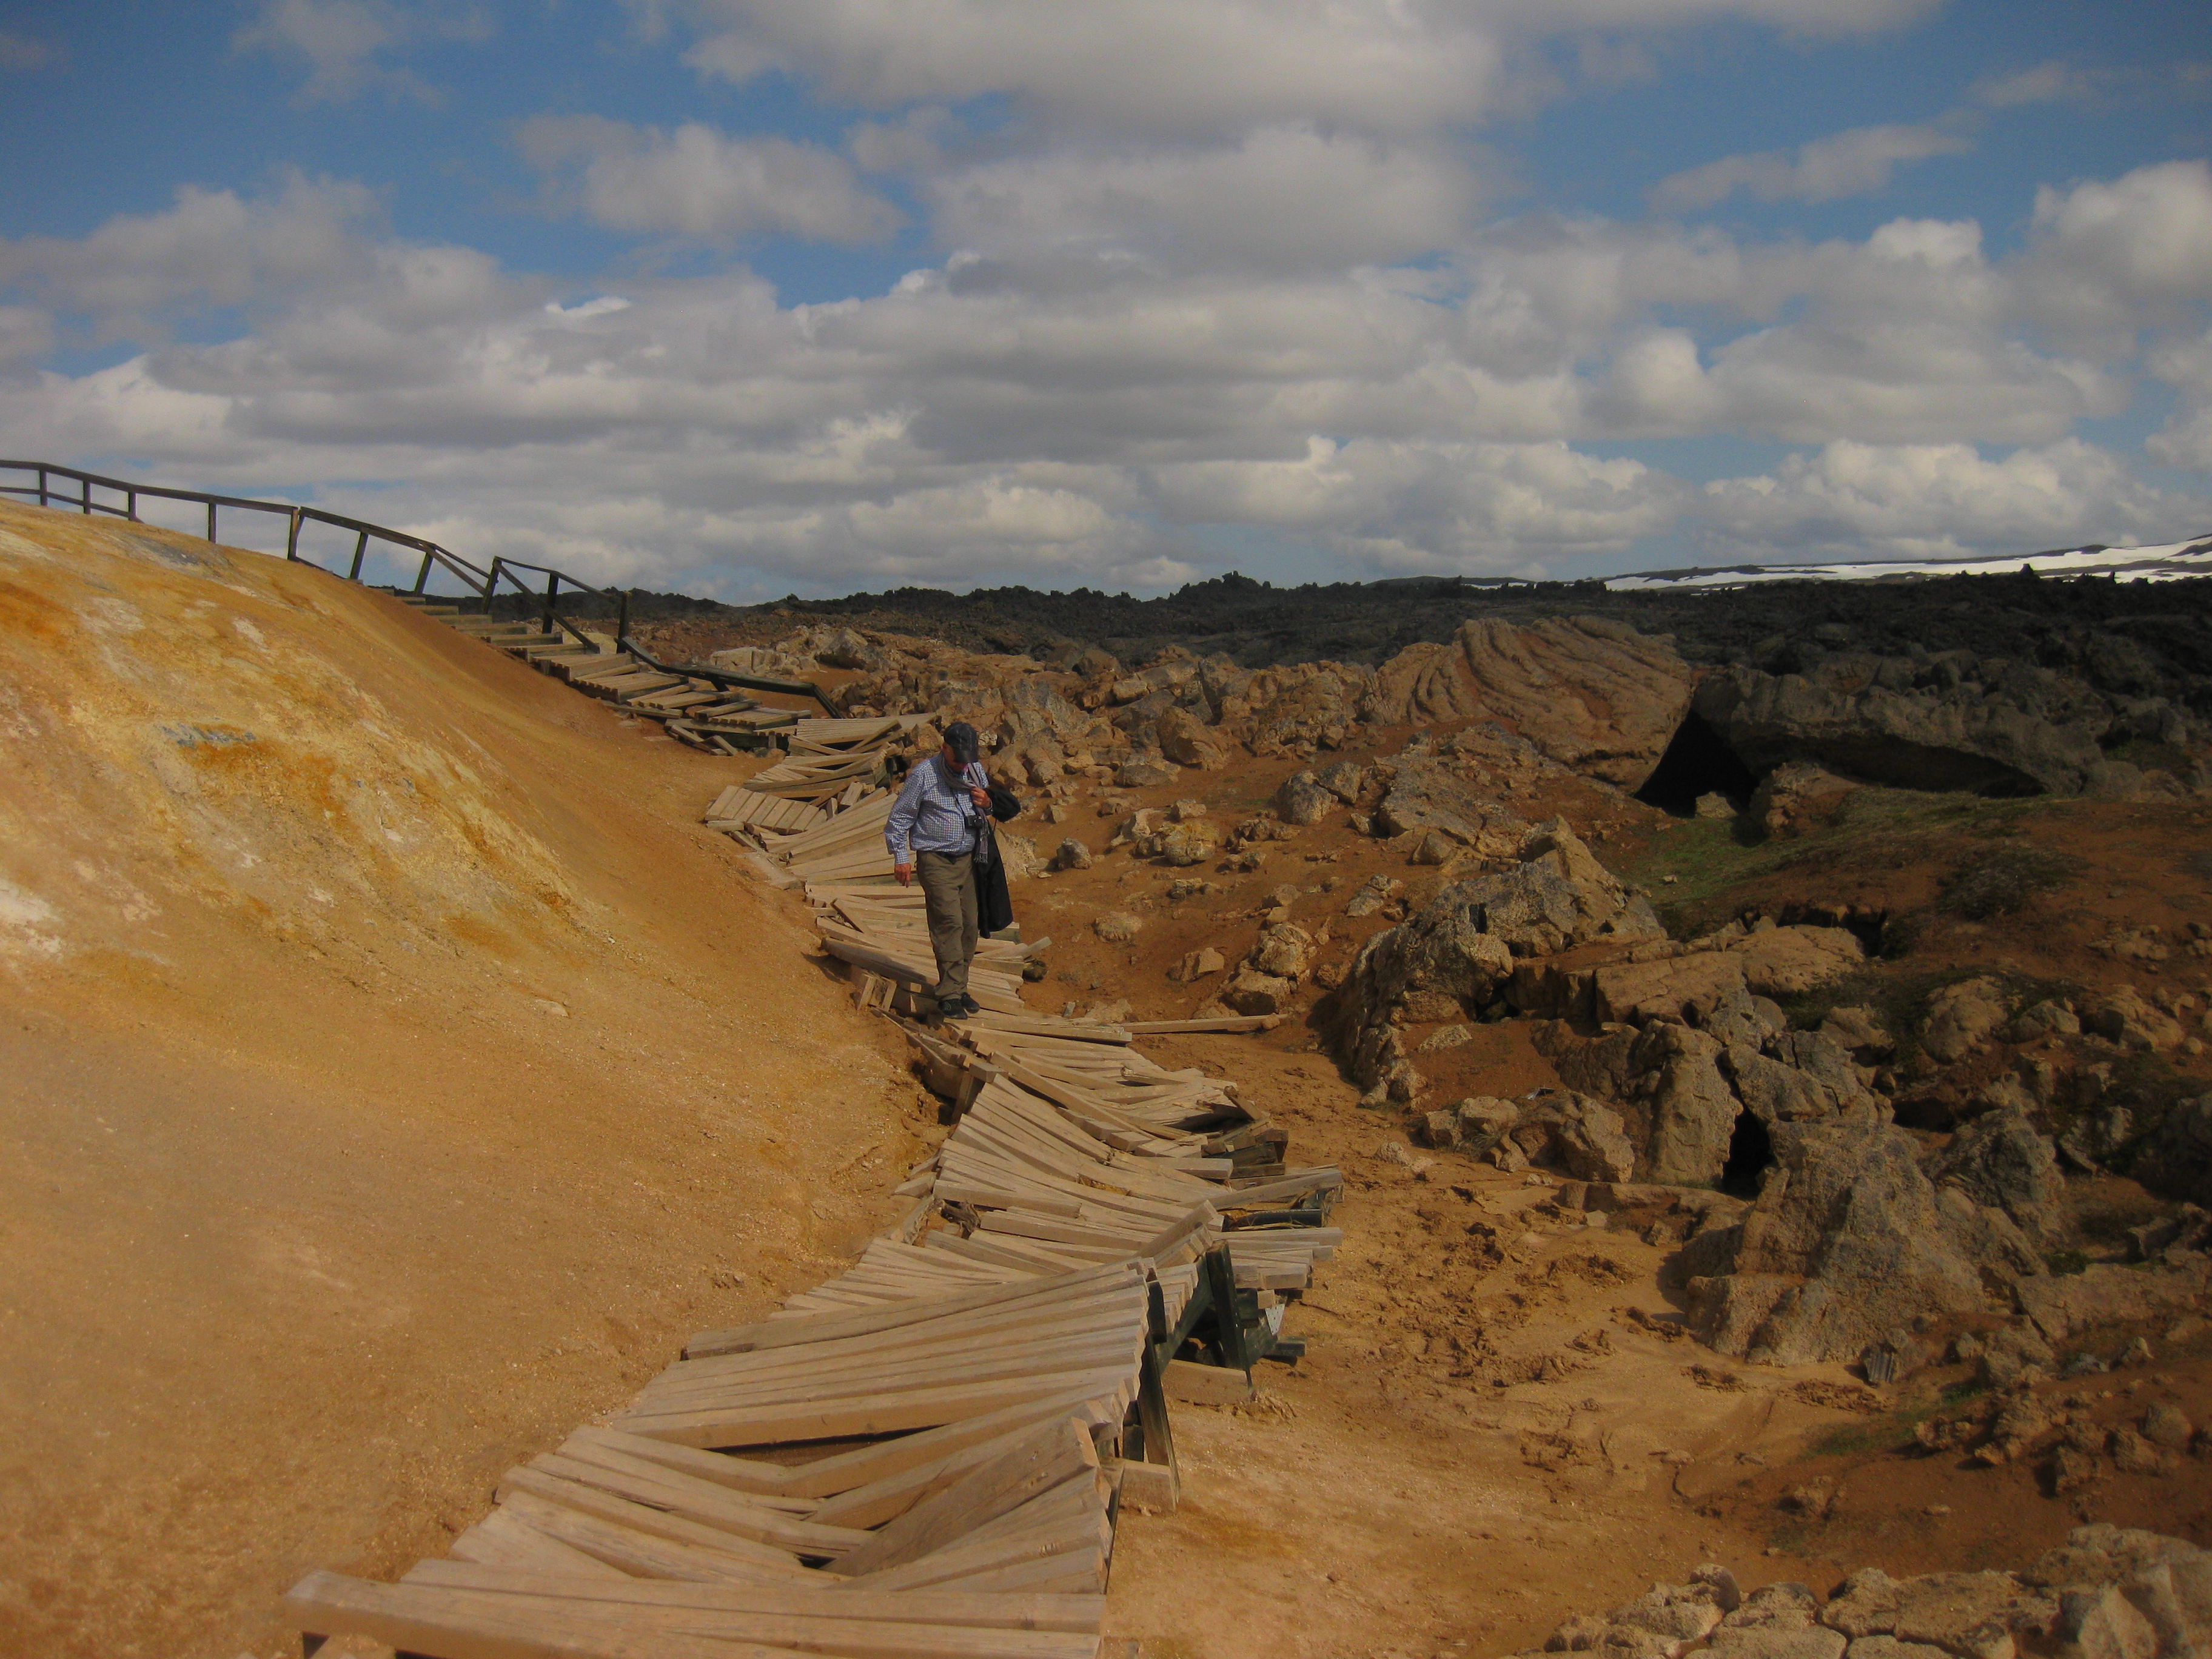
[1274,770,1335,825]
[1924,1106,2066,1244]
[1689,1119,2036,1364]
[1691,655,2119,796]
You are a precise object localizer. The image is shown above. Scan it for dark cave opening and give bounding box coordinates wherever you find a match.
[1719,1109,1773,1198]
[1634,711,1760,817]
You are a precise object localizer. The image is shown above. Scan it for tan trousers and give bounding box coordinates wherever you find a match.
[915,850,979,1002]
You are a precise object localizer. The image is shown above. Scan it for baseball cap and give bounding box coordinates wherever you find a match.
[942,720,981,763]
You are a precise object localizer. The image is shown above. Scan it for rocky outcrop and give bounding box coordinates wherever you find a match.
[1419,1088,1637,1182]
[1495,1529,2212,1659]
[1363,616,1695,785]
[1925,1105,2067,1243]
[1335,820,1665,1093]
[1370,755,1525,853]
[1920,978,2011,1063]
[1537,970,1883,1188]
[1336,825,1651,1098]
[1692,652,2193,797]
[1686,1119,2042,1365]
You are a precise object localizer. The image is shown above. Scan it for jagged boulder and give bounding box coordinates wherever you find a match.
[1513,1089,1638,1184]
[1418,1095,1520,1156]
[1156,705,1228,770]
[1689,1119,2039,1364]
[1921,978,2011,1063]
[1371,755,1509,845]
[1632,1023,1743,1188]
[2083,988,2187,1051]
[1315,760,1369,803]
[1724,1031,1881,1125]
[1274,769,1335,825]
[809,626,888,671]
[1219,967,1296,1016]
[1925,1106,2067,1243]
[1336,820,1665,1085]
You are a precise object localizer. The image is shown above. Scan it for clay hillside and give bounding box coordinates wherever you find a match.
[3,491,2210,1659]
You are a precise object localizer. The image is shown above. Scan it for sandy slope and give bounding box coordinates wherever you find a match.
[0,502,933,1658]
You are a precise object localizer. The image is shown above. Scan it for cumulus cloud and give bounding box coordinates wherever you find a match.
[0,175,381,340]
[2148,324,2212,473]
[236,0,491,104]
[2,139,2205,593]
[1153,435,1688,572]
[1650,122,1971,212]
[517,117,903,244]
[2030,159,2212,304]
[1700,438,2194,560]
[663,0,1936,142]
[1969,59,2104,107]
[926,127,1487,271]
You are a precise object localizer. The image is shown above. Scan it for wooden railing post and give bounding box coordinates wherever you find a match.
[285,506,303,560]
[207,501,216,541]
[483,557,503,615]
[347,530,369,581]
[80,475,92,515]
[542,571,558,635]
[617,589,630,644]
[413,552,431,594]
[36,466,46,507]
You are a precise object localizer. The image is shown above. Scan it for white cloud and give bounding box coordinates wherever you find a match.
[2148,324,2212,473]
[517,117,903,244]
[0,306,54,364]
[1700,438,2193,560]
[1969,59,2103,107]
[236,0,491,104]
[0,175,380,339]
[1651,122,1970,212]
[926,126,1487,271]
[2030,159,2212,304]
[666,0,1935,142]
[1153,435,1688,572]
[2,148,2205,593]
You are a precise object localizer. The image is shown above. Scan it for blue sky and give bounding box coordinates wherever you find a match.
[1,0,2208,599]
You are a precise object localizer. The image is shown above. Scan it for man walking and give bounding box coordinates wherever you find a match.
[886,720,994,1019]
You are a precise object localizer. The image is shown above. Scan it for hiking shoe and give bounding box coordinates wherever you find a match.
[937,997,967,1021]
[958,994,983,1016]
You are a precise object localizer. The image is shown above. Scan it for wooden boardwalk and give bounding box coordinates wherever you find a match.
[285,632,1341,1659]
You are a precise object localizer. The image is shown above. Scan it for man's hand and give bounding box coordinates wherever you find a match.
[894,861,913,887]
[968,784,991,811]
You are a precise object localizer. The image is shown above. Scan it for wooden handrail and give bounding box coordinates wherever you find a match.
[0,460,831,700]
[0,458,622,641]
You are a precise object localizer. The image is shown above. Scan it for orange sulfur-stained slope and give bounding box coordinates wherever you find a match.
[0,501,930,1658]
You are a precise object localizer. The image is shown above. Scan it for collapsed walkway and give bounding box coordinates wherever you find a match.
[285,600,1347,1659]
